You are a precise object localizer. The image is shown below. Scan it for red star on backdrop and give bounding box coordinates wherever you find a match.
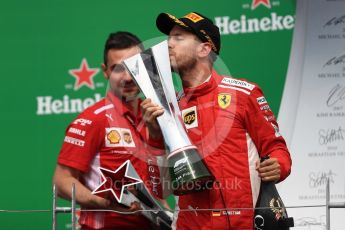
[252,0,271,10]
[69,58,99,90]
[92,160,142,203]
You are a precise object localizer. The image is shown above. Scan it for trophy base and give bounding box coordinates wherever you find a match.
[168,148,214,195]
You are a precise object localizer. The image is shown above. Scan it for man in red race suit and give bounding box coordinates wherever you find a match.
[141,12,292,230]
[53,32,162,230]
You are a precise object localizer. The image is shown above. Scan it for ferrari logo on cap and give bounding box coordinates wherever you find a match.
[184,12,204,23]
[218,93,231,109]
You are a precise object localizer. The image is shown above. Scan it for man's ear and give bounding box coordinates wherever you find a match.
[197,43,212,58]
[101,63,109,80]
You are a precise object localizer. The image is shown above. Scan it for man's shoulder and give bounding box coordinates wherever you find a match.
[74,98,113,122]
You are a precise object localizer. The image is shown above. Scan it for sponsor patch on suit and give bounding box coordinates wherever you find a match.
[182,106,198,129]
[105,127,136,148]
[218,93,231,109]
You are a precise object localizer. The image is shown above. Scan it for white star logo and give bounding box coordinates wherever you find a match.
[92,160,143,203]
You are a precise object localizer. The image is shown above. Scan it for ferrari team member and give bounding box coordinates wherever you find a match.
[141,12,292,229]
[53,32,162,229]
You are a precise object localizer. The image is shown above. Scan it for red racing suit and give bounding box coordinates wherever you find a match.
[57,92,161,229]
[172,70,292,230]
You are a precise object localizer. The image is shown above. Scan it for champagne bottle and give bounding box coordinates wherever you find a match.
[254,156,294,230]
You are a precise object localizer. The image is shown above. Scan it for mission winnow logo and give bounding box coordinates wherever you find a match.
[215,0,295,35]
[36,58,104,115]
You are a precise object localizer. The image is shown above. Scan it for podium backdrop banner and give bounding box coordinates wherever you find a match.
[0,0,295,229]
[278,0,345,229]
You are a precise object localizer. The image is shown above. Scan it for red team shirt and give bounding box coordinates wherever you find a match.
[57,92,159,229]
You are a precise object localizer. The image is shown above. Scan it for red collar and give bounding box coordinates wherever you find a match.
[182,69,220,99]
[106,92,142,126]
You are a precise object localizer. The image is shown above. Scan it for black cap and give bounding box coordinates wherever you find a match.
[156,12,221,55]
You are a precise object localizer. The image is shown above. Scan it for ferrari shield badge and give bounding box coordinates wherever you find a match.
[218,93,231,109]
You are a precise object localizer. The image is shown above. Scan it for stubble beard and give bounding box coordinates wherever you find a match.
[171,55,197,78]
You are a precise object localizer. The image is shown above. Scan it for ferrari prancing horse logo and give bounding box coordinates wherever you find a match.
[218,93,231,109]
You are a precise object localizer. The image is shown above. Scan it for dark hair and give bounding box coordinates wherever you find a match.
[103,31,143,65]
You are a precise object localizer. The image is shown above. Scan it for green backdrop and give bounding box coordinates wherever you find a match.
[0,0,295,229]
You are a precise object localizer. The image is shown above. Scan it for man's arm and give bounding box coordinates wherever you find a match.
[53,164,110,208]
[53,164,142,213]
[244,86,292,183]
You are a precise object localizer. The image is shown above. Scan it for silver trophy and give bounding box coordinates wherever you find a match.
[123,41,214,195]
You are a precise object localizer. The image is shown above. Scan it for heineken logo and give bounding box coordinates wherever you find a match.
[36,94,102,115]
[214,0,294,35]
[36,58,105,116]
[215,13,295,35]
